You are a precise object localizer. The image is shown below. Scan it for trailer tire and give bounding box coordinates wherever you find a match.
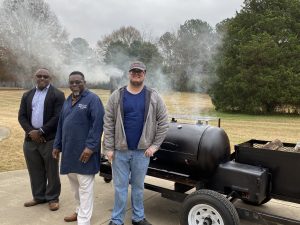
[180,189,240,225]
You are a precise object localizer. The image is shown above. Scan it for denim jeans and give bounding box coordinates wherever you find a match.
[111,149,150,225]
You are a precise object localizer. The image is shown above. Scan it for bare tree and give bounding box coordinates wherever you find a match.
[158,19,218,92]
[96,26,142,58]
[158,32,177,72]
[0,0,68,86]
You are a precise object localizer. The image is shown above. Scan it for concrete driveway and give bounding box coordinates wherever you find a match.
[0,170,299,225]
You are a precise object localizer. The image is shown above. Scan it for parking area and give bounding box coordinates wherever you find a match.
[1,170,299,225]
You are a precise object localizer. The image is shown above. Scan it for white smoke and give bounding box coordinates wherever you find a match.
[0,0,113,87]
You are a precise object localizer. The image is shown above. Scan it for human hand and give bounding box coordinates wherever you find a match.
[40,136,46,143]
[106,151,114,163]
[52,148,60,160]
[28,130,44,143]
[79,147,93,163]
[144,146,157,157]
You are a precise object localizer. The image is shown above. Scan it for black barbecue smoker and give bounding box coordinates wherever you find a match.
[100,117,300,225]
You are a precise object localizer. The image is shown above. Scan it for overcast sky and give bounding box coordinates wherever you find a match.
[46,0,244,47]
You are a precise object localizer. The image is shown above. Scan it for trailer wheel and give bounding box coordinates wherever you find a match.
[180,189,240,225]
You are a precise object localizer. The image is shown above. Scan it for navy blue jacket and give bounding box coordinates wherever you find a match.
[54,89,104,175]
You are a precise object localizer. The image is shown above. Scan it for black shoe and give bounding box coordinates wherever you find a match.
[132,218,152,225]
[108,221,124,225]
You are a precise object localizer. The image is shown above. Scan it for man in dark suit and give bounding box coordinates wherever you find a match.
[18,68,65,211]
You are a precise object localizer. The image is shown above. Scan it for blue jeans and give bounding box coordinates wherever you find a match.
[111,149,150,225]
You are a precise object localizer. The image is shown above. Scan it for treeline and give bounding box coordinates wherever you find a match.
[210,0,300,114]
[0,0,300,113]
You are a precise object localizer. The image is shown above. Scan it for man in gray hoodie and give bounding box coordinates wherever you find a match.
[103,61,168,225]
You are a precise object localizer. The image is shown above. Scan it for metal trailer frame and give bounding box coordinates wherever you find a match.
[100,163,300,225]
[99,117,300,225]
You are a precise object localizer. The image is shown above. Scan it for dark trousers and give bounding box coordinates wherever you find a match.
[23,139,61,202]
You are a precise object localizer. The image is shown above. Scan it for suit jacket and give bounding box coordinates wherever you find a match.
[18,85,65,141]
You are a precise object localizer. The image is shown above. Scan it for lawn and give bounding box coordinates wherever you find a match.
[0,88,299,172]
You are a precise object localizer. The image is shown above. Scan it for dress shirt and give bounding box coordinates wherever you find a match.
[31,85,50,129]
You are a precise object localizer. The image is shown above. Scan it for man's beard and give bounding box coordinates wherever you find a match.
[73,91,80,96]
[130,80,143,87]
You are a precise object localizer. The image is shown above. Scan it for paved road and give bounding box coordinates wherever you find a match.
[1,170,299,225]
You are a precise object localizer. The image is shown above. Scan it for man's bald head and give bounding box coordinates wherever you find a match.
[35,68,50,76]
[34,68,51,90]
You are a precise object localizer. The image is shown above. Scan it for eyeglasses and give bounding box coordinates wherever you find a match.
[36,75,50,79]
[69,80,83,85]
[130,69,144,74]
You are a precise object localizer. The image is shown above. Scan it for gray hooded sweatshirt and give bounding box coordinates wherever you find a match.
[103,86,168,153]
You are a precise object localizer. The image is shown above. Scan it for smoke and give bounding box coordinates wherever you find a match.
[0,0,223,95]
[145,68,172,93]
[0,0,65,86]
[0,0,112,88]
[171,23,221,93]
[155,22,224,116]
[99,47,173,93]
[60,62,123,88]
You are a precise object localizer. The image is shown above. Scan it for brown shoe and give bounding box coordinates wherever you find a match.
[49,202,59,211]
[64,213,77,222]
[24,199,46,207]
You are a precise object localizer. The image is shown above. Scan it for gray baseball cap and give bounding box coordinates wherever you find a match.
[129,61,146,71]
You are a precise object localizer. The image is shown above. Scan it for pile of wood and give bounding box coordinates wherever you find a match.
[263,139,300,153]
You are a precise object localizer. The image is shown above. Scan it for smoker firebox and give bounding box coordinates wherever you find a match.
[235,139,300,204]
